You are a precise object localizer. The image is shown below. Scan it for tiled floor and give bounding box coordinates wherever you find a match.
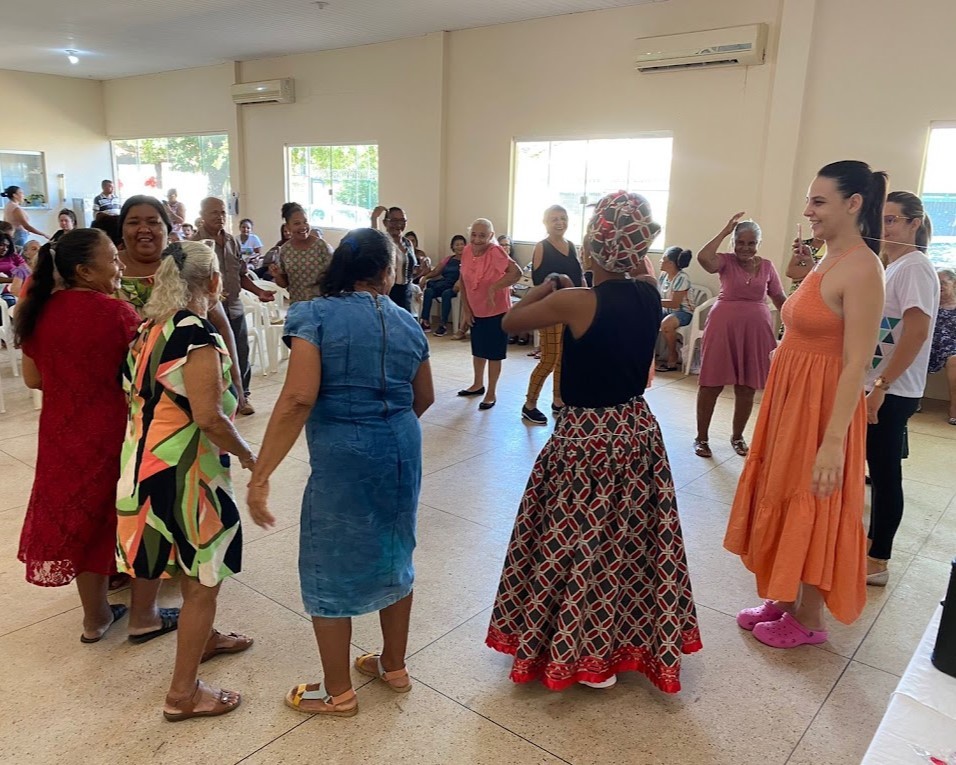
[0,338,953,765]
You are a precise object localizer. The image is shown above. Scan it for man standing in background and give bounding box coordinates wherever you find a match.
[194,196,274,415]
[92,179,121,217]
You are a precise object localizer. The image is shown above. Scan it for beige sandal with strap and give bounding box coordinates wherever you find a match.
[355,653,412,693]
[285,682,358,716]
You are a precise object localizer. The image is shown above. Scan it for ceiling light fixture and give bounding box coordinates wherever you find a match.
[66,50,79,65]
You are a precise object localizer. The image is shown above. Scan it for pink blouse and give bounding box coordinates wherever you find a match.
[460,243,513,318]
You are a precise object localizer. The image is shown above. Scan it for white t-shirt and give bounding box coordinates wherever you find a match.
[238,233,263,259]
[866,250,940,398]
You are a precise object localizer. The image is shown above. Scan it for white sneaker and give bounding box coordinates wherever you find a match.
[578,675,617,689]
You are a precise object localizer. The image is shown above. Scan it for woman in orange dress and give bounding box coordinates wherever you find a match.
[724,160,887,648]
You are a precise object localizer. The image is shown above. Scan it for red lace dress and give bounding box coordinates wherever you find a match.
[18,290,140,586]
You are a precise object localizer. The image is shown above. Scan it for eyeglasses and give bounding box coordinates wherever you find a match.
[385,218,407,225]
[883,215,913,226]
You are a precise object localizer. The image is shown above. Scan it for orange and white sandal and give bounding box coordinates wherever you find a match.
[355,653,412,693]
[285,682,358,717]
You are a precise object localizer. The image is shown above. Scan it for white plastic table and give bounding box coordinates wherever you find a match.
[863,606,956,763]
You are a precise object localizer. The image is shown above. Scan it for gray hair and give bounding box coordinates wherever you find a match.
[143,240,221,321]
[733,219,762,243]
[469,218,494,235]
[939,268,956,283]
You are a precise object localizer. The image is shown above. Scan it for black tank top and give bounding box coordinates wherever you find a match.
[532,240,583,286]
[561,279,660,408]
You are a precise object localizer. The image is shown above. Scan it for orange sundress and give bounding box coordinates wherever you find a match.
[723,268,867,625]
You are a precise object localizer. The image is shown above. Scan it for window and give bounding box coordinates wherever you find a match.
[0,151,48,208]
[112,135,230,220]
[512,137,673,247]
[922,125,956,268]
[287,144,378,230]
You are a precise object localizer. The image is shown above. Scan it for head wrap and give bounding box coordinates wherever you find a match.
[585,191,661,274]
[162,241,187,271]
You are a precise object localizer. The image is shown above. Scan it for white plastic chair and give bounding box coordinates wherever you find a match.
[681,295,718,375]
[674,285,713,373]
[427,287,461,334]
[0,300,20,377]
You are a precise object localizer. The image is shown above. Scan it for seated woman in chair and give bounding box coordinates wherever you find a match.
[657,246,695,372]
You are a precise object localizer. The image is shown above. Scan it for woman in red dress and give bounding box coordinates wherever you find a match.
[16,229,150,642]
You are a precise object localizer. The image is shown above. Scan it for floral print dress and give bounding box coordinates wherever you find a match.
[929,305,956,373]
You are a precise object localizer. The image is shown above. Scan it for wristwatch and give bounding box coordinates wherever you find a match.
[873,375,891,391]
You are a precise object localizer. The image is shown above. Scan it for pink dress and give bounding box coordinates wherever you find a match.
[699,253,784,389]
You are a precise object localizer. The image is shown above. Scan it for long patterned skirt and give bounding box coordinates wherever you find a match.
[486,396,701,693]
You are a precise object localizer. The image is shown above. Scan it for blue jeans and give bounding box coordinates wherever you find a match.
[422,283,456,325]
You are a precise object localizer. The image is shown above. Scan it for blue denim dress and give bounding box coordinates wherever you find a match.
[284,292,429,618]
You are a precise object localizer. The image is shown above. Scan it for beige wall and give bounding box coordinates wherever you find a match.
[236,34,447,253]
[103,62,238,140]
[0,70,109,234]
[444,0,779,269]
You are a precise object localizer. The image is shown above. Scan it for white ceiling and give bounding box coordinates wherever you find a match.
[2,0,665,81]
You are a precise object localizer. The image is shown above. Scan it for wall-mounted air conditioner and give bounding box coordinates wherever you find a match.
[634,24,768,73]
[230,78,295,105]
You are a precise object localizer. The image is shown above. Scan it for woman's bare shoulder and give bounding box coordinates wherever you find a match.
[841,247,884,278]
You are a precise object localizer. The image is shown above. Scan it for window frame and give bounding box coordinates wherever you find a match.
[919,122,956,269]
[0,150,49,209]
[509,133,674,250]
[110,132,232,207]
[284,142,379,232]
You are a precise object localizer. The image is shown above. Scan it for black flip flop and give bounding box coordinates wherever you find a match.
[80,604,129,644]
[128,607,181,645]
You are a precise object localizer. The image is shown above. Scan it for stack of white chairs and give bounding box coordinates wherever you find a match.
[246,280,291,375]
[240,291,269,376]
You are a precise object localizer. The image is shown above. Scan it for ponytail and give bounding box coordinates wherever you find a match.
[860,171,889,250]
[14,243,58,346]
[916,213,933,254]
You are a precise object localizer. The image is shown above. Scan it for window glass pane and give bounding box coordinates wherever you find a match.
[0,151,48,208]
[287,144,379,231]
[112,134,230,223]
[922,126,956,268]
[513,137,673,249]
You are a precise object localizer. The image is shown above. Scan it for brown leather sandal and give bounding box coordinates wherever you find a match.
[200,629,253,663]
[355,653,412,693]
[693,439,712,458]
[163,680,241,722]
[285,682,358,716]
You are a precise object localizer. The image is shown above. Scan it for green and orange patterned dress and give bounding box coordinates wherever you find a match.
[116,310,242,586]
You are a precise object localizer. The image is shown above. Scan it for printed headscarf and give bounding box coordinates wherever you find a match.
[585,191,661,273]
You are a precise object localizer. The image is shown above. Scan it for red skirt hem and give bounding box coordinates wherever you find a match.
[485,629,703,694]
